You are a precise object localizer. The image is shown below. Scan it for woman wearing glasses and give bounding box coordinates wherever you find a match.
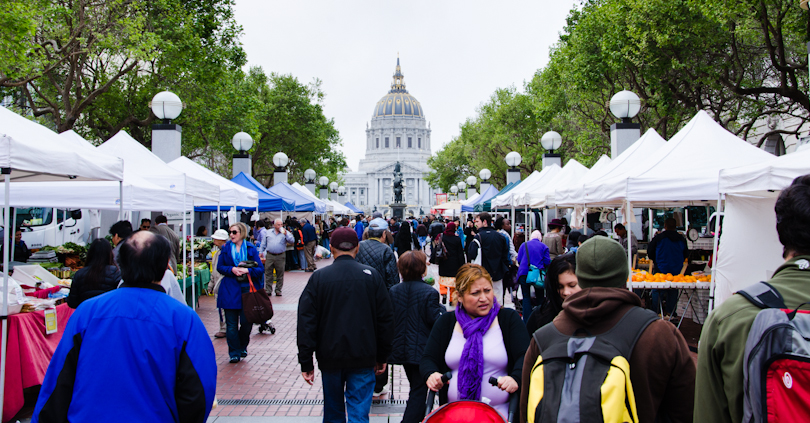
[217,222,265,363]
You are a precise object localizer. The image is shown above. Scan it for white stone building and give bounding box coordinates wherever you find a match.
[342,58,435,216]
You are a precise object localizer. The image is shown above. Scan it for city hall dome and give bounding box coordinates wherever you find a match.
[372,58,424,119]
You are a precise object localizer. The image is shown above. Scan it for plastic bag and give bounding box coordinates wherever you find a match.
[315,245,331,259]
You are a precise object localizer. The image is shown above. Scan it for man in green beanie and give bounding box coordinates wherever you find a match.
[520,236,695,423]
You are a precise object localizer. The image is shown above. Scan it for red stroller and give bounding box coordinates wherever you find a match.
[423,373,519,423]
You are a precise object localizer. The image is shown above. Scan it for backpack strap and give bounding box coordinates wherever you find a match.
[737,281,787,309]
[598,307,660,358]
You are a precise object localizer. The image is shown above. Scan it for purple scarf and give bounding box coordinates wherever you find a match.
[455,297,501,401]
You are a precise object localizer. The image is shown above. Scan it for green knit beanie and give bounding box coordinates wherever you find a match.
[575,236,629,289]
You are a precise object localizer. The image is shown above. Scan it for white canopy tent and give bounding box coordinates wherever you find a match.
[289,182,334,213]
[491,167,559,209]
[169,157,258,209]
[525,159,589,208]
[554,155,613,207]
[98,131,220,309]
[0,107,124,419]
[713,148,810,307]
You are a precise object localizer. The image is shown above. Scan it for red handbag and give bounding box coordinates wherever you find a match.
[241,273,274,324]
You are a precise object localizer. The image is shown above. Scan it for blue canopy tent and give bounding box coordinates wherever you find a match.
[266,182,322,212]
[477,181,520,212]
[195,172,294,211]
[461,185,500,212]
[344,202,362,214]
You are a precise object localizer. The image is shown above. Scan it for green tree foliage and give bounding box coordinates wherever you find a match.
[430,0,809,183]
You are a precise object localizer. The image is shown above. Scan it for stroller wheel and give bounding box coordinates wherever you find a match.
[269,323,276,334]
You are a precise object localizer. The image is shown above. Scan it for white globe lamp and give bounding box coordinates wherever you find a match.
[273,152,289,168]
[231,132,253,153]
[304,169,316,183]
[609,90,641,120]
[541,131,563,152]
[505,151,522,168]
[150,91,183,121]
[466,176,477,186]
[319,176,329,187]
[479,169,491,181]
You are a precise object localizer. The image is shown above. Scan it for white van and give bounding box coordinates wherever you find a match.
[15,207,89,249]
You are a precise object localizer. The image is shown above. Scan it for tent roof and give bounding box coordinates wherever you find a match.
[492,165,561,208]
[0,107,123,182]
[462,185,501,212]
[591,111,773,206]
[344,202,363,214]
[231,172,294,211]
[554,155,613,206]
[528,159,589,208]
[290,182,337,213]
[720,148,810,196]
[98,131,219,203]
[6,130,184,210]
[266,182,321,212]
[476,181,520,212]
[169,157,258,210]
[435,200,463,211]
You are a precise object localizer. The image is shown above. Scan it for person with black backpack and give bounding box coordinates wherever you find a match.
[520,236,695,423]
[436,222,465,305]
[695,174,810,423]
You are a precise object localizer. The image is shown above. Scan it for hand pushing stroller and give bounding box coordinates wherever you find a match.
[423,373,519,423]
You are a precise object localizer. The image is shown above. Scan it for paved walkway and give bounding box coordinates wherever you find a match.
[204,256,424,421]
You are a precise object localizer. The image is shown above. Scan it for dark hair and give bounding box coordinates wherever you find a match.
[775,174,810,258]
[664,217,677,230]
[545,254,577,314]
[567,231,581,248]
[578,234,590,244]
[614,223,626,231]
[118,231,171,287]
[397,250,427,281]
[477,212,492,226]
[595,230,609,237]
[83,239,115,290]
[140,218,151,225]
[154,215,168,224]
[494,216,505,230]
[109,220,133,240]
[195,226,207,237]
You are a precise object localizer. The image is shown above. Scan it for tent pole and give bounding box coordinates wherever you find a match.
[182,193,187,298]
[190,207,195,310]
[10,208,17,261]
[626,201,633,290]
[119,181,123,220]
[709,194,723,313]
[511,205,516,239]
[217,204,221,231]
[685,207,690,232]
[1,173,11,420]
[648,208,654,241]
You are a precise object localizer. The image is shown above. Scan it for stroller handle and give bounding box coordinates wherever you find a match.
[489,376,520,423]
[424,372,453,415]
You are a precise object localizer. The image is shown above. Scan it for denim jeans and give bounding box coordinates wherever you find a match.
[652,288,680,315]
[520,278,535,325]
[224,285,252,359]
[321,367,375,423]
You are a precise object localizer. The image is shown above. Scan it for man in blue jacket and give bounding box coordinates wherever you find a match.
[647,217,689,316]
[301,218,318,272]
[33,230,216,423]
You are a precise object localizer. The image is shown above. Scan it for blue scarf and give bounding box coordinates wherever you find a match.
[455,297,501,401]
[229,241,247,266]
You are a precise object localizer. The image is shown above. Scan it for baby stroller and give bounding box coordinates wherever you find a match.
[423,373,519,423]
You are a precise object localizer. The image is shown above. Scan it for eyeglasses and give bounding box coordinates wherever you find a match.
[230,230,239,235]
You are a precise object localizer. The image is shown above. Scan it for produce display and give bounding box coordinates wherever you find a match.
[631,270,711,283]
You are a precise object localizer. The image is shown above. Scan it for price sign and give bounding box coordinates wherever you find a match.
[44,309,58,335]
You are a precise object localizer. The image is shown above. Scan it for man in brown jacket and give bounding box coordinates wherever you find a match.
[520,236,695,423]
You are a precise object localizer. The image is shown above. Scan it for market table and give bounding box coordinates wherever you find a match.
[2,304,74,422]
[182,269,210,308]
[630,282,710,328]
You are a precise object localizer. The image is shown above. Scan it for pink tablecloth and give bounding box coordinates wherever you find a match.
[2,304,74,422]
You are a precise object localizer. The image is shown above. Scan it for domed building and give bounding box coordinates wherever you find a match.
[343,57,435,216]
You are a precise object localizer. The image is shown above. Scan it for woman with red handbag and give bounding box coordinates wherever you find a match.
[217,222,265,363]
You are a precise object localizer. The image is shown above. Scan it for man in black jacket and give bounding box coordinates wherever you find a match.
[297,227,394,422]
[467,212,510,303]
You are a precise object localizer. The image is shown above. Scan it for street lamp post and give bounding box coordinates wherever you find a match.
[231,132,254,177]
[466,176,478,197]
[338,186,346,204]
[450,185,458,201]
[304,169,317,196]
[505,151,522,184]
[319,176,329,200]
[329,182,339,202]
[479,168,492,193]
[457,181,467,201]
[273,152,289,185]
[609,90,642,158]
[150,91,184,163]
[541,131,563,169]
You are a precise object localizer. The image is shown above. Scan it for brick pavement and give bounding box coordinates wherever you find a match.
[202,256,424,420]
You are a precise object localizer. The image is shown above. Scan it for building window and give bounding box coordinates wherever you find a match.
[360,188,364,195]
[408,137,412,148]
[385,137,389,148]
[418,137,421,149]
[360,201,364,205]
[396,137,401,148]
[376,138,379,148]
[352,190,356,196]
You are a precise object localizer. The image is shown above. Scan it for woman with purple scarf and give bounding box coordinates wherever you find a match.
[420,264,529,418]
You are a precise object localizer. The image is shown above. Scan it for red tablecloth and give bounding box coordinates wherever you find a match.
[26,287,62,299]
[2,304,74,422]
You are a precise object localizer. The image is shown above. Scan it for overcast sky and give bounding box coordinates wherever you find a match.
[233,0,578,171]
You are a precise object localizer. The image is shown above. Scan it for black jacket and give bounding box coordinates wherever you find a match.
[429,222,445,238]
[438,234,465,277]
[67,265,121,309]
[356,239,400,289]
[297,255,394,372]
[420,308,529,385]
[388,280,445,365]
[466,226,510,281]
[395,227,419,254]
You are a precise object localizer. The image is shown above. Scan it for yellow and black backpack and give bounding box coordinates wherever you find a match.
[527,307,658,423]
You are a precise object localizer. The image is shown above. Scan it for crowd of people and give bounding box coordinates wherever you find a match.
[27,173,810,423]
